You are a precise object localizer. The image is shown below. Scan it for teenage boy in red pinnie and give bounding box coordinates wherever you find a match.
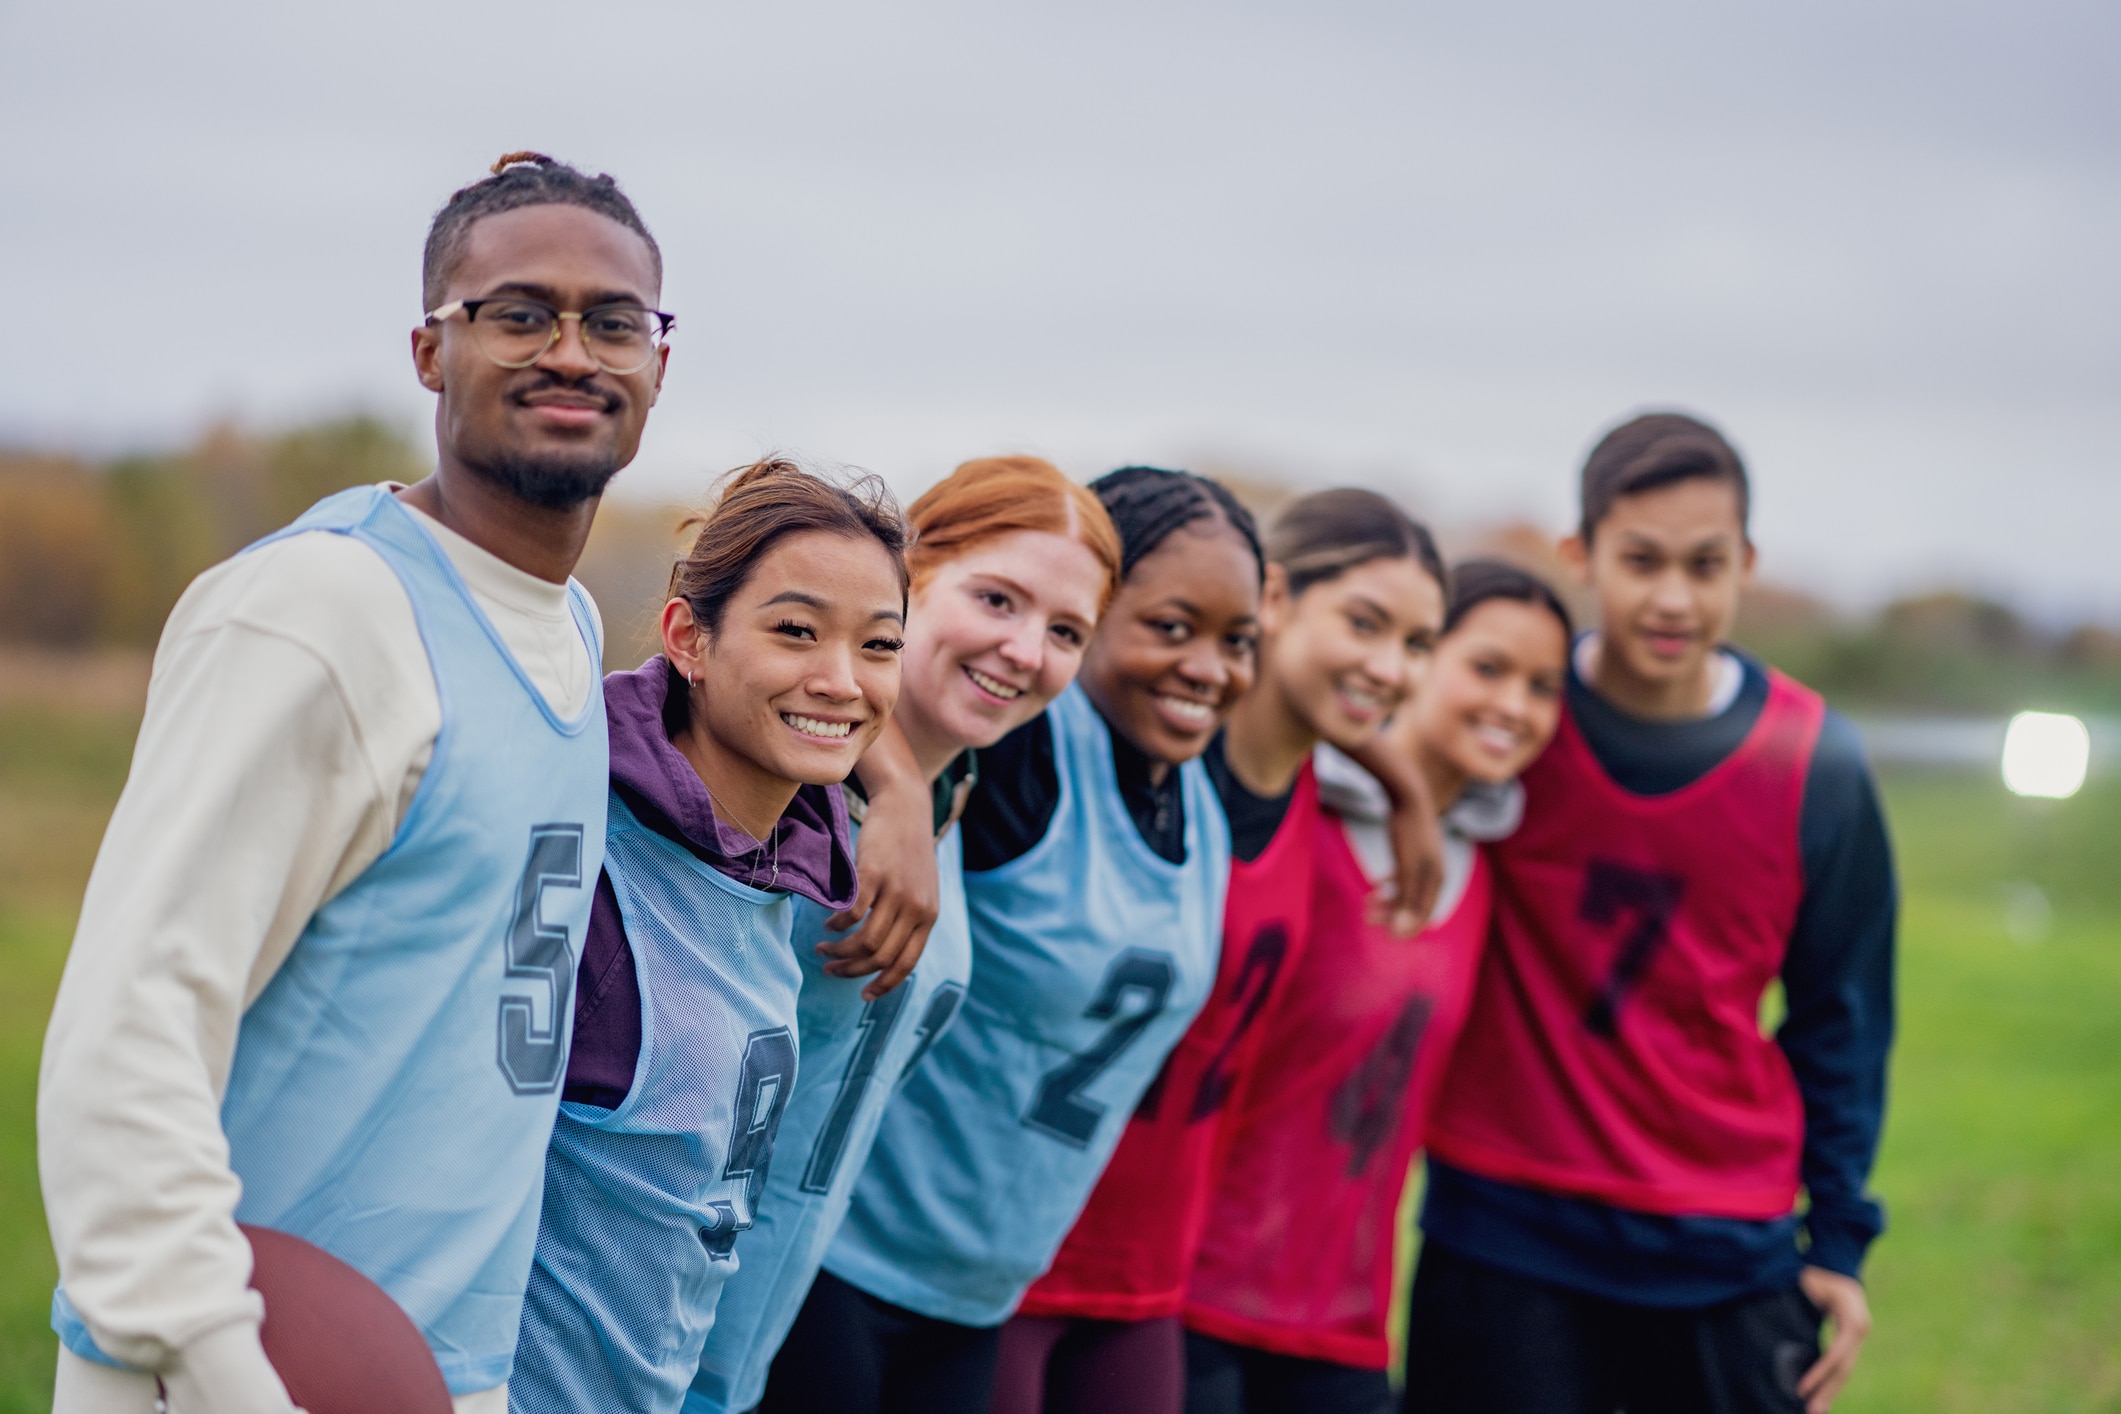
[1408,413,1895,1414]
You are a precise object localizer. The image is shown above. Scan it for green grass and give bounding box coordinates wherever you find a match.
[0,707,2116,1409]
[0,704,138,1413]
[1843,772,2121,1412]
[0,910,65,1412]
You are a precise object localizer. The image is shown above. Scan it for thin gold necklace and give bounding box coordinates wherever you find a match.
[701,782,783,891]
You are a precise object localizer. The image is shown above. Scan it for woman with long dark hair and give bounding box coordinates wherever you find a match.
[1182,560,1572,1414]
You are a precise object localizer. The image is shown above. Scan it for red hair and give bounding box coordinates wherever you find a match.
[905,457,1122,612]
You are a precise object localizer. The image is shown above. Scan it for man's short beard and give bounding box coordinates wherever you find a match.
[471,449,622,511]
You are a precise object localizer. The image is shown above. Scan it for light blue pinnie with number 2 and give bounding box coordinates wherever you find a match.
[821,684,1229,1325]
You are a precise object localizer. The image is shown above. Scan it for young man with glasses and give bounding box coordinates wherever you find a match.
[41,153,670,1414]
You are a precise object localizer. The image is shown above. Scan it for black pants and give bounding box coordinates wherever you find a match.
[1402,1244,1823,1414]
[1185,1330,1396,1414]
[993,1314,1187,1414]
[758,1269,1002,1414]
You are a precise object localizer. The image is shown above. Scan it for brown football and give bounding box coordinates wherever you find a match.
[242,1223,455,1414]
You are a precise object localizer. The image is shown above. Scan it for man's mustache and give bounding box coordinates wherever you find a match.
[506,370,621,412]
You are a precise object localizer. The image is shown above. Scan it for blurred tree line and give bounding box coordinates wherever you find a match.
[0,417,685,672]
[0,418,425,648]
[1738,590,2121,716]
[5,420,2119,710]
[1462,523,2121,716]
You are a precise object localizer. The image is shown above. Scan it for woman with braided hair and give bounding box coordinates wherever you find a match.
[1003,489,1450,1414]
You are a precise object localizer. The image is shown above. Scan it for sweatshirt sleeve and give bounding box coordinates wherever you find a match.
[37,534,431,1383]
[1778,709,1897,1280]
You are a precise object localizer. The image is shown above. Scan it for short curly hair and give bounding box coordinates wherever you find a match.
[421,151,661,310]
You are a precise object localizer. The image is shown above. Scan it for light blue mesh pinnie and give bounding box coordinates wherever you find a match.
[510,790,804,1414]
[686,825,974,1413]
[52,485,608,1395]
[822,683,1230,1326]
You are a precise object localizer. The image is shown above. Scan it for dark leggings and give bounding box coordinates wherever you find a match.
[1183,1329,1395,1414]
[758,1269,1002,1414]
[1402,1242,1823,1414]
[989,1313,1186,1414]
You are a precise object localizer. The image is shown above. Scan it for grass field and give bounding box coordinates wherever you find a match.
[0,696,2116,1411]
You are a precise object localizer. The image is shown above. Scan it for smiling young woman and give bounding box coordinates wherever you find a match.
[889,458,1118,777]
[507,458,911,1414]
[690,456,1123,1414]
[1182,559,1570,1414]
[1006,489,1449,1414]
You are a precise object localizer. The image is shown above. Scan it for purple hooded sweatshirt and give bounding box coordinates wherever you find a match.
[563,656,859,1110]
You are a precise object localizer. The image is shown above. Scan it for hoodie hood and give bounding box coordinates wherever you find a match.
[1312,742,1524,844]
[1313,741,1520,922]
[604,655,858,910]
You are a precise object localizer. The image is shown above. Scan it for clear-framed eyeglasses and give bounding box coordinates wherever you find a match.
[424,297,675,376]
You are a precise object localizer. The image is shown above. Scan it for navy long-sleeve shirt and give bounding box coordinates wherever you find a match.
[1421,647,1897,1307]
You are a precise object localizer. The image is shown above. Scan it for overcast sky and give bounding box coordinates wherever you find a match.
[3,0,2115,616]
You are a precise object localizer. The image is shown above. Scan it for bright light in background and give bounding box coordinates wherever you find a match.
[2001,712,2091,799]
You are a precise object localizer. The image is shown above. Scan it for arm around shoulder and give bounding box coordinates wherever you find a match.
[1342,735,1445,933]
[822,721,939,999]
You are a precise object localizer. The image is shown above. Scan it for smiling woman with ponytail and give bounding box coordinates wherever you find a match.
[508,458,911,1414]
[1183,558,1573,1414]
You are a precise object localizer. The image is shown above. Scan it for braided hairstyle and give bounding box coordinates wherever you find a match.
[422,152,662,310]
[1088,466,1265,585]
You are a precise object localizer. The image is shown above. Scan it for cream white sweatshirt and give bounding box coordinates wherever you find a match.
[39,491,598,1414]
